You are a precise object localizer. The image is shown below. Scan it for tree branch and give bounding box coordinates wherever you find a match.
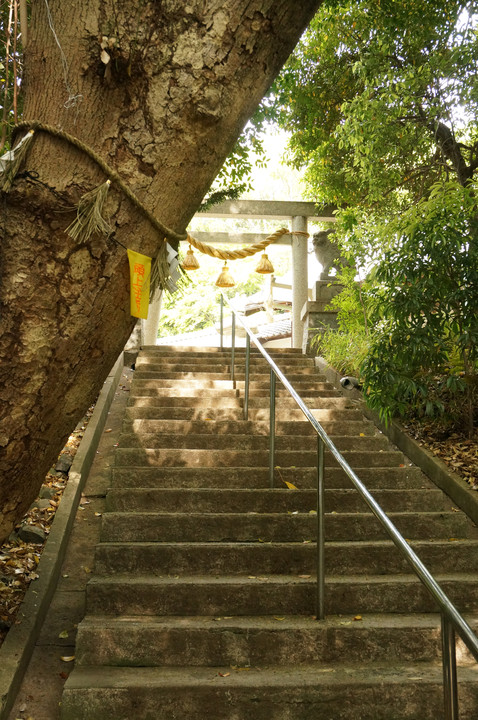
[419,107,474,186]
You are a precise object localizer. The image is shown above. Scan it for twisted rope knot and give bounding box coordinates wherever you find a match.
[186,227,291,260]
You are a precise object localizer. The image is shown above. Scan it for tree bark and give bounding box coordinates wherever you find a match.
[0,0,321,541]
[431,121,473,187]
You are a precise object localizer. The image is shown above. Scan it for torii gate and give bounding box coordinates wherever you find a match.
[143,199,336,349]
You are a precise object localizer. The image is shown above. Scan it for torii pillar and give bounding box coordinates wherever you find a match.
[291,215,308,349]
[141,290,163,345]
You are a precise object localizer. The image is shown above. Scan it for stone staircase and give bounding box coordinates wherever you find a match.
[61,346,478,719]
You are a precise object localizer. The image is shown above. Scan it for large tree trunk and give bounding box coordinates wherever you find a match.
[0,0,321,541]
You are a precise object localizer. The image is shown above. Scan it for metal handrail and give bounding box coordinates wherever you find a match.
[219,294,478,720]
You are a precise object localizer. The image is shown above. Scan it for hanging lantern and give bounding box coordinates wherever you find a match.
[181,244,200,270]
[215,261,236,288]
[255,252,274,274]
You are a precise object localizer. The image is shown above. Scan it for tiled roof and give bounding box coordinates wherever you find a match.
[256,314,292,342]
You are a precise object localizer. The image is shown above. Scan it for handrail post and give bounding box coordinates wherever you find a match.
[220,295,224,351]
[244,334,250,421]
[316,436,325,620]
[442,614,459,720]
[231,312,236,384]
[269,368,276,488]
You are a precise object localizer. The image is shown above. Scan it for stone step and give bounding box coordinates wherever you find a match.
[74,613,478,667]
[63,345,478,720]
[113,447,405,468]
[94,539,478,576]
[134,353,308,368]
[139,345,304,355]
[110,465,427,490]
[132,373,329,385]
[134,364,318,377]
[158,366,314,377]
[133,364,316,377]
[127,395,243,408]
[239,396,354,409]
[136,372,322,383]
[104,487,446,514]
[134,364,320,375]
[60,663,478,720]
[99,511,471,543]
[116,432,390,453]
[129,385,340,399]
[135,348,315,368]
[122,419,378,436]
[130,386,242,398]
[237,378,332,390]
[124,405,364,422]
[243,387,340,398]
[128,393,346,408]
[132,376,333,390]
[85,573,478,615]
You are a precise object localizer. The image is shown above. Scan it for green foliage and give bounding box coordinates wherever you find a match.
[211,111,269,194]
[326,265,370,334]
[313,326,370,378]
[199,184,247,212]
[256,1,478,432]
[269,0,478,209]
[310,266,371,377]
[159,266,263,337]
[361,181,478,433]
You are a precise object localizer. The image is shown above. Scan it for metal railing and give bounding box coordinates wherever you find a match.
[219,294,478,720]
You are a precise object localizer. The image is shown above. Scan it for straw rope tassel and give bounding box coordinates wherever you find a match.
[215,261,235,288]
[150,241,170,298]
[255,252,274,274]
[182,244,200,270]
[66,179,113,243]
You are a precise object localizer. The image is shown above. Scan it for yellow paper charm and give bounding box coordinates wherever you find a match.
[127,249,151,319]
